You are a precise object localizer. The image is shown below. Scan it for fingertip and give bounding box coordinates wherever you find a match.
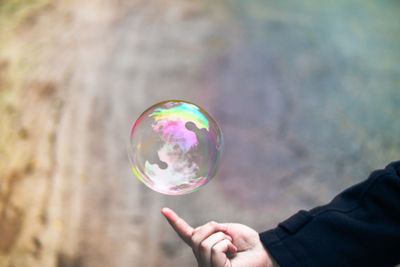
[162,207,176,218]
[229,243,237,254]
[161,208,168,217]
[161,207,168,214]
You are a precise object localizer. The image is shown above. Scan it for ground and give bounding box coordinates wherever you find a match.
[0,0,399,266]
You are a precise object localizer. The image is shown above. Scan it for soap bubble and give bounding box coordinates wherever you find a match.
[128,100,223,195]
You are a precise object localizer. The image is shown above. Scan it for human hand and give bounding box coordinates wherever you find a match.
[162,207,279,267]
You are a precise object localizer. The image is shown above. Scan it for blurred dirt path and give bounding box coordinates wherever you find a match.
[51,1,231,266]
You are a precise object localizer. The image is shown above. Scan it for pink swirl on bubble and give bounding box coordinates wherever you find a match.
[153,119,198,152]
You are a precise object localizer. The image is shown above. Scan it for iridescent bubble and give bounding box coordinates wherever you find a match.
[128,100,223,195]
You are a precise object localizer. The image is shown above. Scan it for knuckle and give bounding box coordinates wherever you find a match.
[200,242,209,252]
[211,245,221,254]
[191,235,197,245]
[209,221,218,227]
[191,228,197,236]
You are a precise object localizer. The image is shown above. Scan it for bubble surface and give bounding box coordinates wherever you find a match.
[128,100,223,195]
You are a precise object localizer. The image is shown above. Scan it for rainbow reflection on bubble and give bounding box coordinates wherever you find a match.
[128,100,223,195]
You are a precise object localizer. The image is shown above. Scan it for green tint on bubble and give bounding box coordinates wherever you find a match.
[128,100,223,195]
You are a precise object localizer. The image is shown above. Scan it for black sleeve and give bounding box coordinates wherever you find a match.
[259,161,400,267]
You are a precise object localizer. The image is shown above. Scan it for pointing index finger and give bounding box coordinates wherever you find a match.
[162,207,194,245]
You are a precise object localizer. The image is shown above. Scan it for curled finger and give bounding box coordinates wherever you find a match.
[191,221,228,258]
[211,239,236,267]
[198,232,233,266]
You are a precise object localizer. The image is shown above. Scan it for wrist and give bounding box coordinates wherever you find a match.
[260,242,280,267]
[266,248,280,267]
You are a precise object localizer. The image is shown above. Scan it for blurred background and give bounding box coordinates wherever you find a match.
[0,0,399,266]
